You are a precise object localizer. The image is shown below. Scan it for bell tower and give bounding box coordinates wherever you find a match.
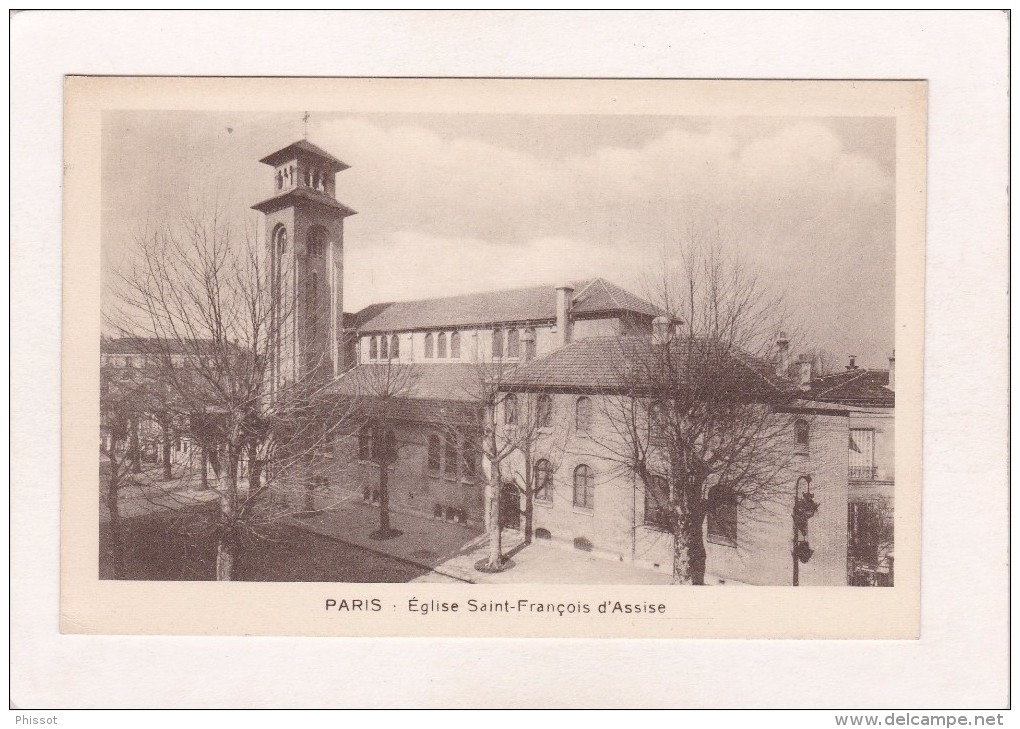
[252,140,356,389]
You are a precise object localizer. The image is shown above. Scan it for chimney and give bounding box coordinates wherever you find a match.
[652,316,671,345]
[520,328,536,362]
[846,355,858,371]
[776,331,791,378]
[555,284,574,348]
[798,354,812,389]
[888,350,895,391]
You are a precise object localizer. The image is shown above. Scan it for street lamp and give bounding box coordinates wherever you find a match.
[792,474,818,586]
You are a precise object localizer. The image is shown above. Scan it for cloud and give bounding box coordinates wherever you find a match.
[345,232,633,309]
[101,112,895,366]
[323,116,894,365]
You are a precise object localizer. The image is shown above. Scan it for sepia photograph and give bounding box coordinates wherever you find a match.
[14,9,1009,712]
[59,76,925,640]
[98,106,899,589]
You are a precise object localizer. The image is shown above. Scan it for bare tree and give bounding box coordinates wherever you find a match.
[343,358,421,540]
[438,339,565,572]
[588,235,801,584]
[496,391,569,547]
[99,366,148,578]
[106,206,356,580]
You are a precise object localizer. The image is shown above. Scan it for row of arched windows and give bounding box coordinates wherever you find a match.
[277,165,329,193]
[425,331,460,359]
[503,394,592,432]
[426,431,477,482]
[368,334,400,361]
[531,460,596,510]
[272,224,328,259]
[492,327,537,359]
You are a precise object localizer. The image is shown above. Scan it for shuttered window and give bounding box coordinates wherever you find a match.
[849,429,875,480]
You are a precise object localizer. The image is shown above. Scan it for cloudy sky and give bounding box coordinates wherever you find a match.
[102,110,895,368]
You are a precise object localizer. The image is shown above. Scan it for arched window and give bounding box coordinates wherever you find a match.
[575,396,592,432]
[573,464,594,509]
[450,331,461,359]
[424,333,434,359]
[307,227,326,257]
[504,394,518,425]
[535,459,553,502]
[644,475,669,527]
[507,328,520,358]
[537,394,553,428]
[492,328,504,358]
[274,224,287,256]
[379,334,388,360]
[524,327,537,360]
[535,528,552,540]
[427,434,441,477]
[369,336,378,360]
[794,419,810,451]
[438,332,447,358]
[573,536,594,552]
[390,334,400,359]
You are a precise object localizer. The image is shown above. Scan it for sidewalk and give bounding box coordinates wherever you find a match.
[286,495,678,585]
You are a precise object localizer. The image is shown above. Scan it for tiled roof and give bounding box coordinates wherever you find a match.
[251,186,358,216]
[497,336,796,399]
[333,363,486,424]
[802,369,895,408]
[357,278,660,333]
[258,139,350,171]
[345,303,394,330]
[571,278,662,318]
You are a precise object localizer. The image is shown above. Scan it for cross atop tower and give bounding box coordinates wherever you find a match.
[303,111,310,140]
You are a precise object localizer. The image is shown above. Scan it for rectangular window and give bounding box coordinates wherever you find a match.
[492,329,503,358]
[707,491,738,547]
[849,429,876,480]
[643,476,669,528]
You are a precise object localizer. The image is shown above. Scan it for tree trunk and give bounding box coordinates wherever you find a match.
[378,462,390,533]
[672,512,708,585]
[200,447,209,490]
[215,450,240,581]
[216,537,236,581]
[130,419,142,474]
[106,457,125,579]
[161,436,173,480]
[487,470,503,568]
[248,447,261,495]
[523,489,534,545]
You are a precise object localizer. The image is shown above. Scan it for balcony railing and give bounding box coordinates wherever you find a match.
[850,465,879,480]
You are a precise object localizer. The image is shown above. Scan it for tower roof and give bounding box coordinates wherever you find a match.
[258,139,350,172]
[251,186,357,216]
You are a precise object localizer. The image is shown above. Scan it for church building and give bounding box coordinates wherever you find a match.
[246,138,893,586]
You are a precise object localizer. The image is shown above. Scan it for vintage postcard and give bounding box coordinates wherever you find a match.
[61,77,925,638]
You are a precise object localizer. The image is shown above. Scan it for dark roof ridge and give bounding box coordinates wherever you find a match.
[364,279,596,310]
